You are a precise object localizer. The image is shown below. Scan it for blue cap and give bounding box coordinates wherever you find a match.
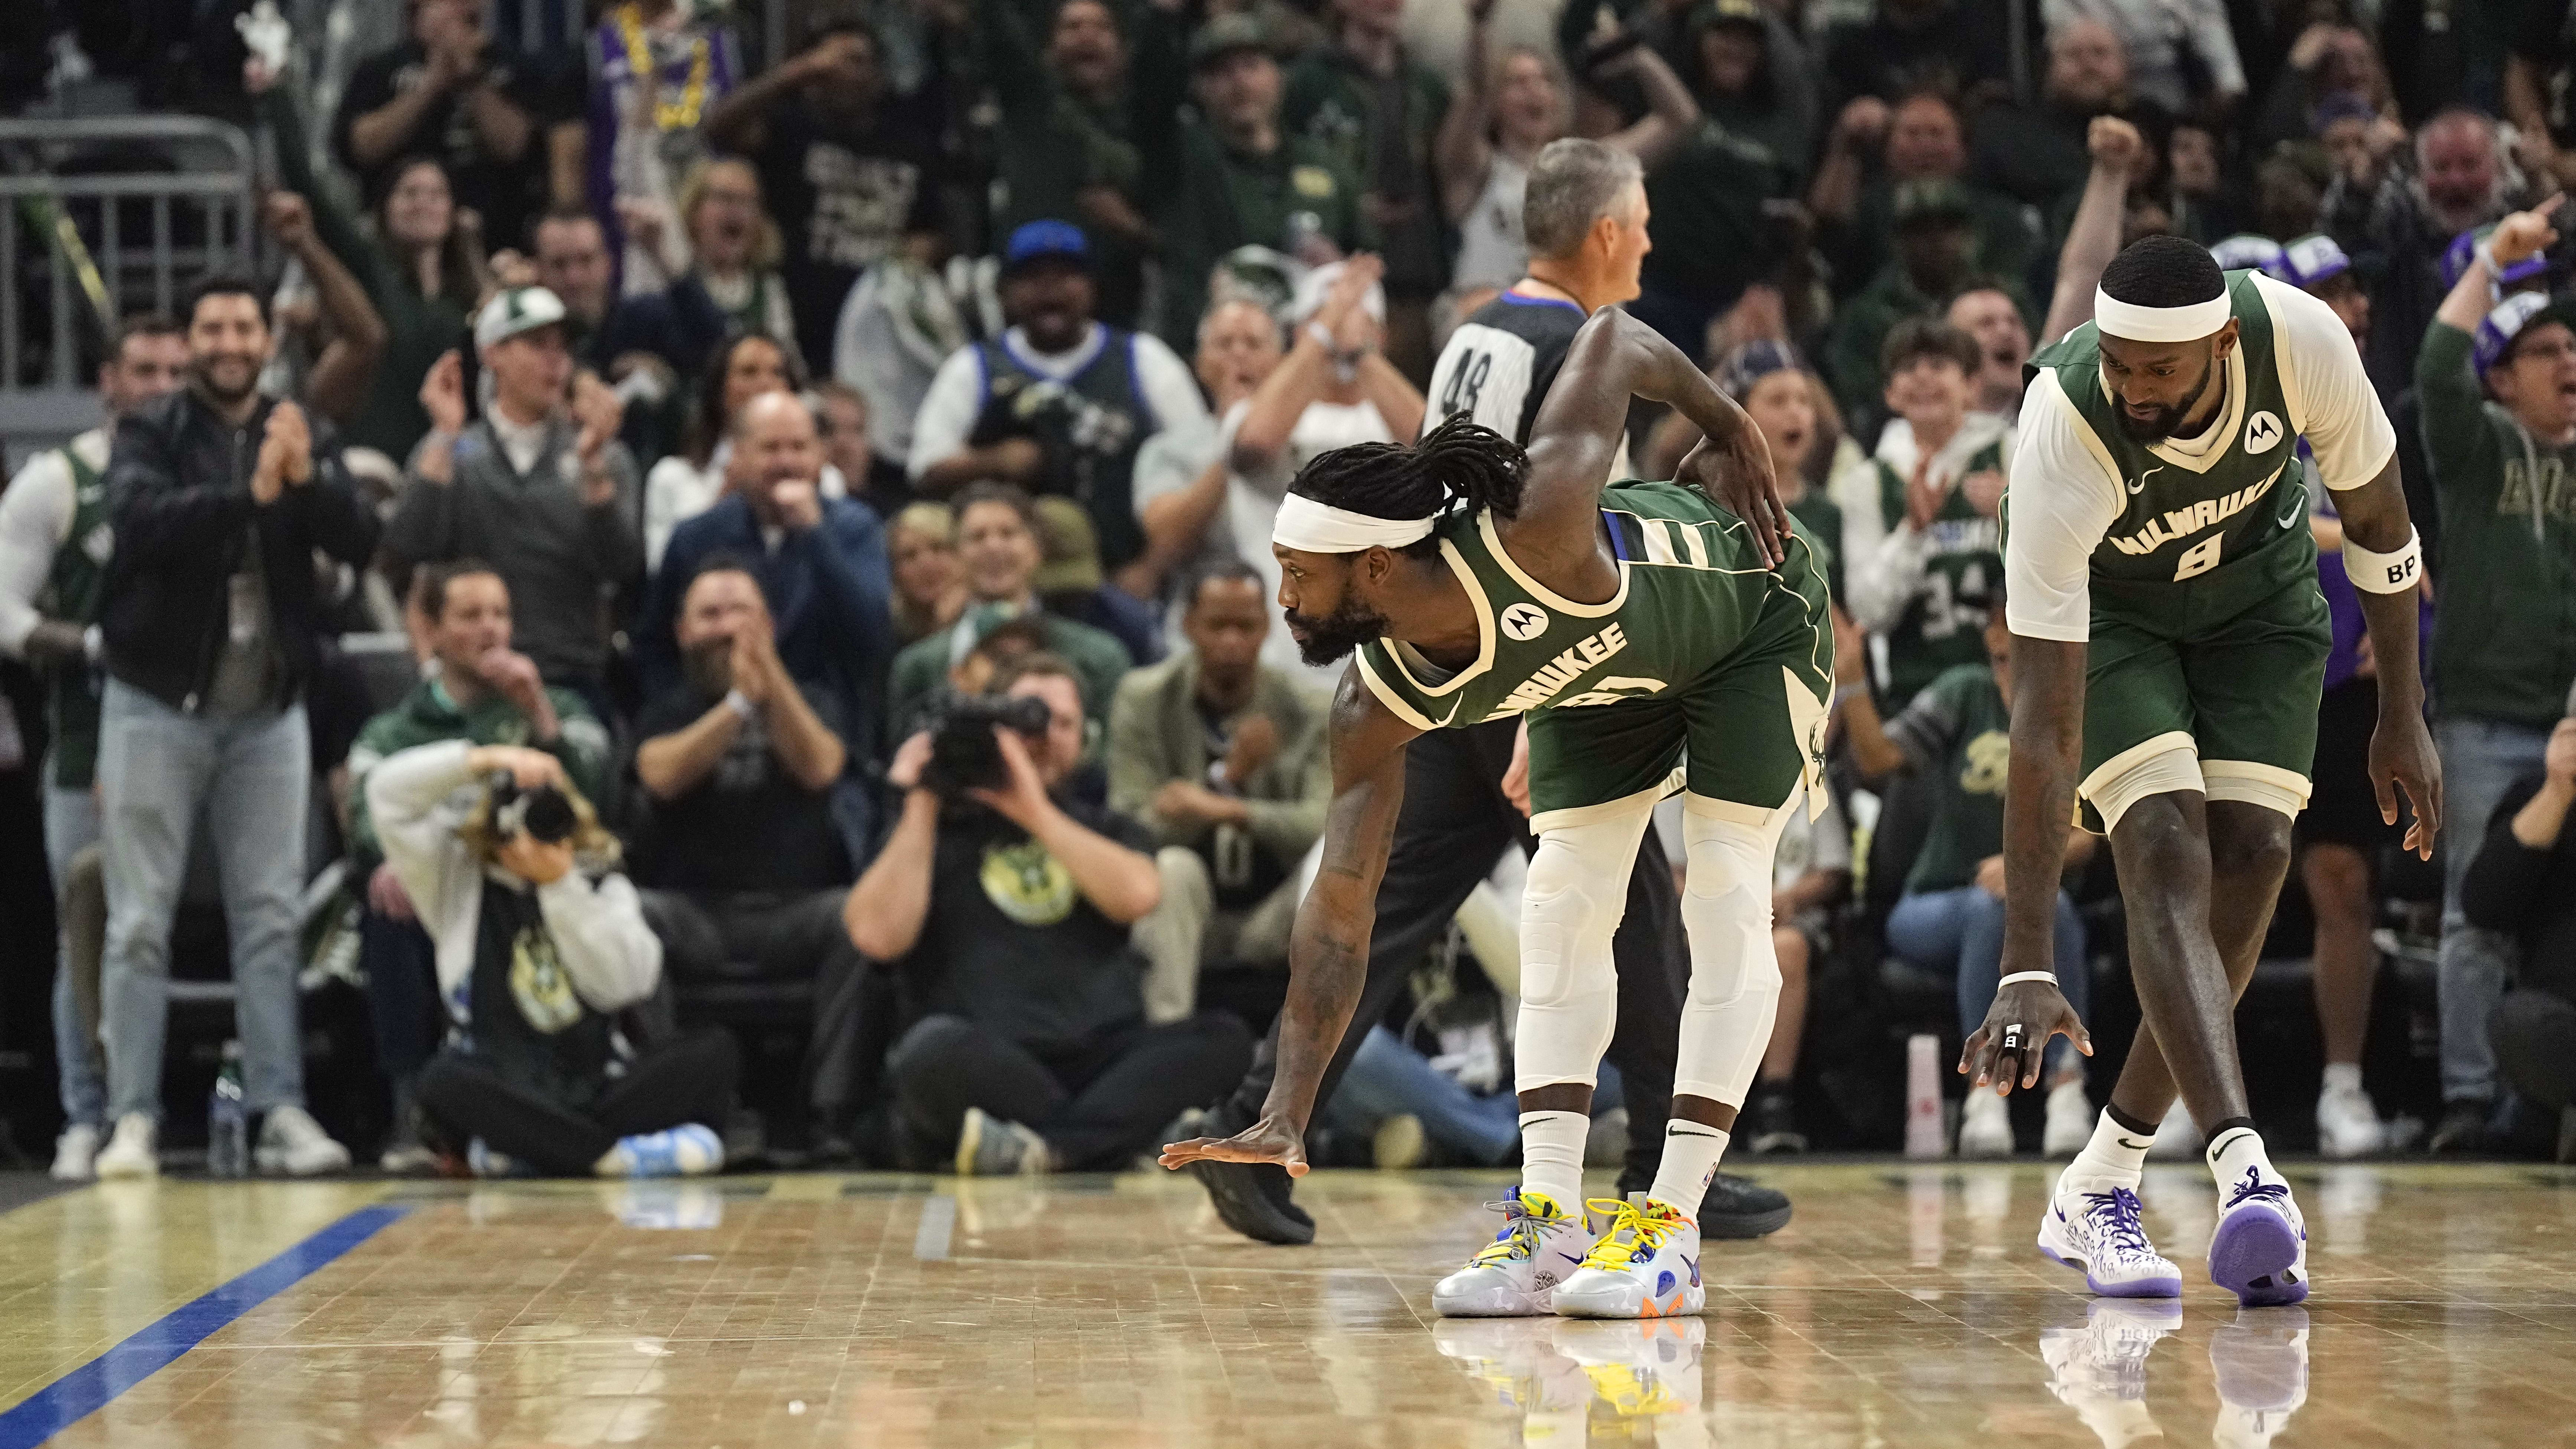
[2443,224,2549,290]
[2473,290,2576,374]
[2209,234,2286,278]
[1713,339,1803,401]
[2279,233,2352,290]
[1003,219,1091,275]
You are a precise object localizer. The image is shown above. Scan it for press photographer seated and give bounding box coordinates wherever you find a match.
[368,742,738,1177]
[846,654,1252,1175]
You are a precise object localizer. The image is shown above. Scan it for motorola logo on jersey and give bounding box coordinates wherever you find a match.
[1499,602,1551,640]
[2243,411,2285,453]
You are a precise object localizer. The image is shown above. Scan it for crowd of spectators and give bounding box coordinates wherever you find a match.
[12,0,2576,1179]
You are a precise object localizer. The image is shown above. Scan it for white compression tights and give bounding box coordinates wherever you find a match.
[1512,799,1656,1097]
[1671,795,1796,1107]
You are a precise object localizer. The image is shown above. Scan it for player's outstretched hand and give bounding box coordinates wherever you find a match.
[1159,1116,1310,1177]
[2370,705,2443,861]
[1960,976,2092,1094]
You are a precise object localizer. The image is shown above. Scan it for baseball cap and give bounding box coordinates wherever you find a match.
[2474,290,2576,375]
[475,285,568,349]
[1031,496,1104,595]
[2279,233,2353,290]
[1292,260,1386,326]
[1189,13,1271,70]
[2443,223,2549,290]
[2208,234,2286,277]
[1712,339,1803,401]
[1002,219,1091,277]
[1700,0,1765,27]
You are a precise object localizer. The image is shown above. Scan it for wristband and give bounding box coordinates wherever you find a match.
[2475,240,2500,277]
[722,688,757,721]
[1997,972,2060,988]
[2341,525,2423,594]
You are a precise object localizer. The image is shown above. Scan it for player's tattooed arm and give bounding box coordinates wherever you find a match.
[2337,456,2442,859]
[1962,634,2096,1093]
[1159,670,1421,1176]
[1516,309,1790,570]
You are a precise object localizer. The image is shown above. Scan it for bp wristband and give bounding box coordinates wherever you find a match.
[2341,527,2423,594]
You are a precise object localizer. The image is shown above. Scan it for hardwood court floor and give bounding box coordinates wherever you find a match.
[5,1161,2576,1446]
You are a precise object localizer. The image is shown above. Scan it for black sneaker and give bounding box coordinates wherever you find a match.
[1189,1159,1315,1244]
[1617,1162,1793,1239]
[1746,1087,1806,1155]
[2430,1099,2495,1155]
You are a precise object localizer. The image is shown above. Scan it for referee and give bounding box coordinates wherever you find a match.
[1181,138,1794,1243]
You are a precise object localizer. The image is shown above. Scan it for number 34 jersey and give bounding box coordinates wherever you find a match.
[2005,268,2396,642]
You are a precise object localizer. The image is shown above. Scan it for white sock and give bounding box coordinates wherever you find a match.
[1647,1120,1730,1217]
[2321,1062,2363,1095]
[1518,1110,1588,1214]
[2061,1109,2153,1195]
[2206,1124,2283,1197]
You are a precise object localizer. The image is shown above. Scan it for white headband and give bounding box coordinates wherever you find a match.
[2093,288,2231,343]
[1271,493,1435,554]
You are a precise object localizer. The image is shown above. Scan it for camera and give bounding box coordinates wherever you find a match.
[486,773,578,845]
[920,692,1053,796]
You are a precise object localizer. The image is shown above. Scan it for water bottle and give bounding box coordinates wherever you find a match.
[207,1041,249,1178]
[1904,1033,1946,1159]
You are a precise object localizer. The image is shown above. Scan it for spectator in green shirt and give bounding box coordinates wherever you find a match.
[1826,179,1997,428]
[1153,16,1371,351]
[2416,200,2576,1147]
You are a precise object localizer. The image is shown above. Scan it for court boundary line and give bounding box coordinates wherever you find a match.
[0,1202,409,1448]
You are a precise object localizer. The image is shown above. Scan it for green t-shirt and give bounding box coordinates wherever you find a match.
[344,678,610,871]
[1888,662,2011,895]
[2417,320,2576,727]
[1868,448,2006,708]
[1640,104,1803,308]
[1282,46,1450,292]
[1154,126,1369,348]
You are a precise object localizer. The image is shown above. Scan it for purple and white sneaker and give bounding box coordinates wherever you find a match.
[2207,1168,2308,1306]
[2038,1182,2184,1298]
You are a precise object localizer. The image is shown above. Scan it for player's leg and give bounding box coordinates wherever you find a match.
[1437,701,1679,1317]
[2301,676,2395,1156]
[1191,721,1524,1244]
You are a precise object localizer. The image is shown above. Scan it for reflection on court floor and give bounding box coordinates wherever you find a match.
[1,1162,2570,1445]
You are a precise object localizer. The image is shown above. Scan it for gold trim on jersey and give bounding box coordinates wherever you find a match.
[1364,537,1499,704]
[2088,322,2249,477]
[1476,510,1629,617]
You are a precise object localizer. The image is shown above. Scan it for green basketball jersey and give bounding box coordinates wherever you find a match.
[2020,269,2318,624]
[1354,480,1822,731]
[40,444,111,790]
[1903,663,2012,894]
[1871,443,2005,707]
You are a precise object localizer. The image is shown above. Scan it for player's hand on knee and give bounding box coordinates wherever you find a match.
[1159,1116,1311,1177]
[1959,979,2092,1094]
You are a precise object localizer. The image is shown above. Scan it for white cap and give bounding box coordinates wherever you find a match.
[1292,261,1387,326]
[475,286,569,349]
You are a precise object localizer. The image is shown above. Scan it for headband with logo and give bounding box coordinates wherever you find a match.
[1272,493,1436,554]
[2093,288,2232,343]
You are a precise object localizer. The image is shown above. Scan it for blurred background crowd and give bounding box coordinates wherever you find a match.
[4,0,2576,1184]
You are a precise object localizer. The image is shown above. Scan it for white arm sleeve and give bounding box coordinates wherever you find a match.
[2003,372,2124,642]
[0,451,75,657]
[535,872,664,1012]
[1131,333,1214,436]
[2255,272,2396,490]
[905,345,985,480]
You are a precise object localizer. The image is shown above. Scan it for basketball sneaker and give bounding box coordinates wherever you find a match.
[1433,1187,1599,1318]
[2315,1081,2387,1158]
[1551,1195,1704,1319]
[2207,1167,2308,1306]
[2209,1306,2311,1449]
[1552,1318,1705,1417]
[2043,1080,2095,1157]
[1959,1088,2016,1158]
[2038,1181,2183,1297]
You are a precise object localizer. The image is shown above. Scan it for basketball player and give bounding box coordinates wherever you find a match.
[1165,305,1828,1320]
[1967,235,2440,1306]
[1168,138,1792,1249]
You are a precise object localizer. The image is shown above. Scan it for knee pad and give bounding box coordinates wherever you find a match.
[1673,808,1790,1106]
[1514,808,1650,1091]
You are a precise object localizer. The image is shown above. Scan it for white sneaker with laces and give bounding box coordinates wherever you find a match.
[2043,1080,2094,1157]
[1434,1188,1600,1318]
[50,1123,102,1182]
[1551,1196,1705,1319]
[2038,1177,2184,1297]
[255,1104,352,1176]
[2208,1168,2309,1306]
[92,1113,158,1179]
[2314,1083,2387,1158]
[1958,1089,2016,1158]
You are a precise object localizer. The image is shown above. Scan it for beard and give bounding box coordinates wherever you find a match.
[682,637,735,699]
[2111,356,2218,441]
[1284,596,1390,666]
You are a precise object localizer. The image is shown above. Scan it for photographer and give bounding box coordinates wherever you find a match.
[847,655,1252,1175]
[368,740,736,1178]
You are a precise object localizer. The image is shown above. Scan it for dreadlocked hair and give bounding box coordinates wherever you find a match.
[1286,412,1529,557]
